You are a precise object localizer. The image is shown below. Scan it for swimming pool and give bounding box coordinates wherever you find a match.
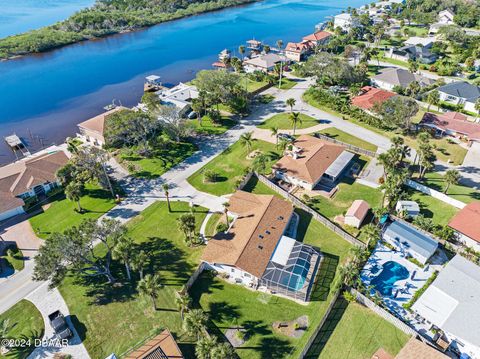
[370,261,409,297]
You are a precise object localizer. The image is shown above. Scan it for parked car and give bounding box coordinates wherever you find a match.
[48,310,73,340]
[187,111,197,119]
[277,133,295,142]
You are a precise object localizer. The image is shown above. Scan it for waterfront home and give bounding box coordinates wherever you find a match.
[302,30,332,47]
[395,200,420,219]
[201,191,320,302]
[412,255,480,359]
[381,219,438,265]
[125,329,183,359]
[448,202,480,251]
[272,135,354,191]
[77,107,127,147]
[351,86,396,113]
[333,13,360,32]
[156,82,199,117]
[344,200,370,228]
[436,82,480,114]
[243,53,287,73]
[371,68,435,91]
[387,38,437,64]
[419,111,480,144]
[284,42,311,62]
[0,147,69,221]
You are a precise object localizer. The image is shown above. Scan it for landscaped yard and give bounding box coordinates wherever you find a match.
[306,300,410,359]
[187,139,279,196]
[204,212,223,238]
[407,189,459,227]
[118,140,197,179]
[317,128,378,152]
[29,184,117,237]
[416,172,480,204]
[0,300,44,359]
[276,77,297,90]
[189,115,236,135]
[1,246,25,272]
[59,201,209,359]
[190,208,353,359]
[258,113,320,130]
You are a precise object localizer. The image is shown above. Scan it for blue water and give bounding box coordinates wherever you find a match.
[0,0,369,163]
[370,261,409,297]
[0,0,95,38]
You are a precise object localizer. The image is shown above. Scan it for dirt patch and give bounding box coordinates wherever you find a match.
[272,315,309,338]
[225,328,247,347]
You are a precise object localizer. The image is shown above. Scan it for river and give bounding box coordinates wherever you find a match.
[0,0,367,163]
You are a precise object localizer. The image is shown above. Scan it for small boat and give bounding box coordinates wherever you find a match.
[103,99,121,111]
[144,75,163,92]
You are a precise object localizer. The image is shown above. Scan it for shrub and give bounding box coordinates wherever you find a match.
[403,271,438,310]
[343,290,356,303]
[216,222,229,233]
[203,170,218,183]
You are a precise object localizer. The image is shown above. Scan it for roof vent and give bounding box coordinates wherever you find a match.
[278,216,284,220]
[259,234,264,239]
[258,245,263,250]
[266,230,271,235]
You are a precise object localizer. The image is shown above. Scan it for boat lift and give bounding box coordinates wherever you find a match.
[4,134,30,158]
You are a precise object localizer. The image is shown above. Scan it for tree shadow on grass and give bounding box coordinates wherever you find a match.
[309,252,339,302]
[257,336,294,359]
[294,208,313,243]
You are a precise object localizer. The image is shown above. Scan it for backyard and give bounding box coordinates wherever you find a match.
[0,300,44,359]
[416,172,480,204]
[305,299,410,359]
[29,184,117,237]
[258,113,320,130]
[187,139,279,196]
[407,189,459,227]
[316,128,378,152]
[58,201,208,358]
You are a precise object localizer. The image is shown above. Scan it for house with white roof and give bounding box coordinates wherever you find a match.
[395,200,420,218]
[333,13,360,32]
[155,83,199,116]
[412,255,480,359]
[243,53,287,73]
[438,10,455,25]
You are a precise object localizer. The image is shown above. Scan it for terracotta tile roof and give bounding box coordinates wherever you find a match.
[272,135,346,184]
[346,200,370,220]
[201,191,293,278]
[395,338,448,359]
[0,150,69,213]
[351,86,396,110]
[449,202,480,243]
[302,30,332,42]
[285,42,310,53]
[421,112,480,141]
[77,106,127,137]
[125,329,183,359]
[371,348,394,359]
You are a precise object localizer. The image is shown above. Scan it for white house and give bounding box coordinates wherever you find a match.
[395,200,420,218]
[448,202,480,251]
[77,106,127,147]
[412,255,480,359]
[344,200,370,228]
[243,53,287,73]
[438,9,455,25]
[333,13,360,32]
[437,82,480,113]
[0,147,69,222]
[156,82,199,116]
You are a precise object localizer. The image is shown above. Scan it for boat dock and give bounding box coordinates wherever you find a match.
[4,134,30,157]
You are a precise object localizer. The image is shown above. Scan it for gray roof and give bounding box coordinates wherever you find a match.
[397,44,436,60]
[438,81,480,102]
[373,68,435,88]
[324,150,355,178]
[412,255,480,347]
[383,220,438,259]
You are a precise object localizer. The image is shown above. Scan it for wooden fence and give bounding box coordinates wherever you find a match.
[314,133,377,158]
[256,174,365,247]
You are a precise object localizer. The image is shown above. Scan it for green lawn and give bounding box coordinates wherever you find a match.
[204,212,223,238]
[276,77,297,90]
[0,300,44,359]
[2,247,25,272]
[118,141,197,179]
[59,201,209,359]
[187,139,280,196]
[190,208,352,359]
[402,25,428,36]
[241,175,280,197]
[416,172,480,204]
[29,184,117,238]
[310,300,410,359]
[317,128,378,152]
[242,77,270,93]
[258,113,320,130]
[407,189,458,227]
[189,115,236,135]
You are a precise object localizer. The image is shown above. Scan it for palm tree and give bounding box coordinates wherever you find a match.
[276,39,283,52]
[175,293,192,321]
[408,59,419,74]
[178,213,196,245]
[211,342,236,359]
[137,273,162,310]
[0,318,11,340]
[162,183,171,212]
[444,169,460,194]
[263,45,270,53]
[349,245,368,266]
[223,202,230,228]
[286,97,296,112]
[359,224,380,249]
[238,45,245,60]
[289,112,302,135]
[183,309,209,340]
[239,132,254,154]
[195,336,218,359]
[112,236,134,280]
[65,181,84,212]
[131,250,148,279]
[426,90,440,111]
[270,126,279,148]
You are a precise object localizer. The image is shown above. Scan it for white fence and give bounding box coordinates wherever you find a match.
[406,179,466,209]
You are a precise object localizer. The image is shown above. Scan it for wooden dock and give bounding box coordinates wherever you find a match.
[4,134,30,157]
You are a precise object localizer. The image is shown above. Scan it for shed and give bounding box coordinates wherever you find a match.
[395,200,420,218]
[345,200,370,228]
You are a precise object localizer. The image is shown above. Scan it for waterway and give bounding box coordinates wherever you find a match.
[0,0,368,163]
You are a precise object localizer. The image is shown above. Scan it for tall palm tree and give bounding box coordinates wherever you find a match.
[359,224,381,249]
[223,202,230,228]
[238,45,245,60]
[137,273,162,310]
[239,132,254,154]
[211,342,236,359]
[444,169,460,194]
[65,181,84,212]
[426,90,440,111]
[276,39,283,52]
[131,250,148,279]
[286,97,296,112]
[162,183,171,212]
[175,293,192,321]
[270,126,279,148]
[183,309,209,340]
[195,336,218,359]
[289,112,302,135]
[112,236,134,280]
[178,213,196,245]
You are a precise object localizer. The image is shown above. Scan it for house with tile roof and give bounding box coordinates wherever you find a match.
[302,30,332,47]
[437,82,480,114]
[412,255,480,359]
[0,147,69,221]
[420,111,480,144]
[77,106,127,147]
[201,190,321,301]
[284,42,311,62]
[351,86,397,113]
[371,68,435,91]
[125,329,183,359]
[448,202,480,251]
[272,135,355,191]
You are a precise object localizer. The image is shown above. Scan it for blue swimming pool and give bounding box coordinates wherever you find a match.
[370,261,409,297]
